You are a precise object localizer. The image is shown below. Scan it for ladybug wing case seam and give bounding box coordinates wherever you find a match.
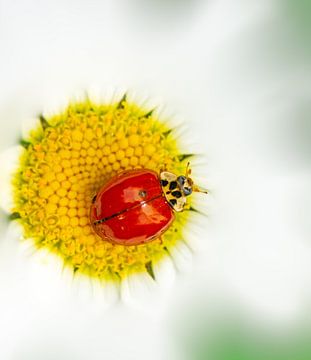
[93,194,164,225]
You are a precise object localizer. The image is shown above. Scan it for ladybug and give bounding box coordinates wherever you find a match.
[90,164,207,246]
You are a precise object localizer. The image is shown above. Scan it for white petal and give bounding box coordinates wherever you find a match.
[20,94,80,139]
[0,221,23,269]
[120,253,181,315]
[181,219,205,254]
[91,279,120,310]
[21,117,40,140]
[23,249,69,304]
[121,272,164,317]
[169,240,193,274]
[87,86,128,105]
[67,271,120,310]
[6,219,23,242]
[152,257,176,291]
[0,145,23,213]
[121,272,156,299]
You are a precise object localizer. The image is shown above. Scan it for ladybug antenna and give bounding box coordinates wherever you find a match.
[185,162,192,177]
[185,162,208,194]
[193,184,208,194]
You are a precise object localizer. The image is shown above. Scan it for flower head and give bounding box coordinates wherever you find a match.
[9,96,196,282]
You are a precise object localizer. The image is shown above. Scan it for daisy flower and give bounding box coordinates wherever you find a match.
[1,94,206,287]
[1,0,309,359]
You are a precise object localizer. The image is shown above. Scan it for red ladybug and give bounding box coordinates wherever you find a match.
[90,164,207,246]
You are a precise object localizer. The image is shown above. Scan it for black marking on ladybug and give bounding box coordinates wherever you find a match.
[177,154,194,162]
[172,190,182,198]
[139,190,147,198]
[166,191,171,195]
[9,212,21,221]
[169,199,177,207]
[92,194,97,203]
[94,194,163,225]
[117,93,127,109]
[39,114,50,130]
[145,261,155,280]
[183,187,192,196]
[161,179,168,187]
[20,139,31,149]
[177,175,186,186]
[169,181,177,190]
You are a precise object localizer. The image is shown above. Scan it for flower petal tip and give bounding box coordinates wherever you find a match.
[169,241,193,274]
[0,146,23,214]
[121,272,157,304]
[21,117,40,140]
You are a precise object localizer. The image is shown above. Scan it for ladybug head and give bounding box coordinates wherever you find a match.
[176,175,193,196]
[160,163,207,212]
[177,162,208,197]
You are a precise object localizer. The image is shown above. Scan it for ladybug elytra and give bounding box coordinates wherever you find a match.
[90,164,207,246]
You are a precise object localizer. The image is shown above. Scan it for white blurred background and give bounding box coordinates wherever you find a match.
[0,0,310,359]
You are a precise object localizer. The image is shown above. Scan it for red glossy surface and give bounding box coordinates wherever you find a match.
[90,169,175,246]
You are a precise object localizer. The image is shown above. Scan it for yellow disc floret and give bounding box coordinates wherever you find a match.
[12,98,190,281]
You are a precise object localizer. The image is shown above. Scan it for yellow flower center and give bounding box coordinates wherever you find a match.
[12,98,190,281]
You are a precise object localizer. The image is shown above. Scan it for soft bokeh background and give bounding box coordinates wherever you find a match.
[0,0,310,359]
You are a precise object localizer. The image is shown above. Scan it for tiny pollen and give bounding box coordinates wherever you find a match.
[12,98,192,281]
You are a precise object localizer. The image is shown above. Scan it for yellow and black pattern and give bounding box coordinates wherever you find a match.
[160,171,186,212]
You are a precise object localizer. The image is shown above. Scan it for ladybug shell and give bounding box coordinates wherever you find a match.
[90,169,175,246]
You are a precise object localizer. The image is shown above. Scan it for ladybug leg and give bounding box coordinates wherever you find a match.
[157,236,163,245]
[91,193,97,204]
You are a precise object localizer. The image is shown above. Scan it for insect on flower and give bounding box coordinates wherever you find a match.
[90,163,207,246]
[3,96,208,281]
